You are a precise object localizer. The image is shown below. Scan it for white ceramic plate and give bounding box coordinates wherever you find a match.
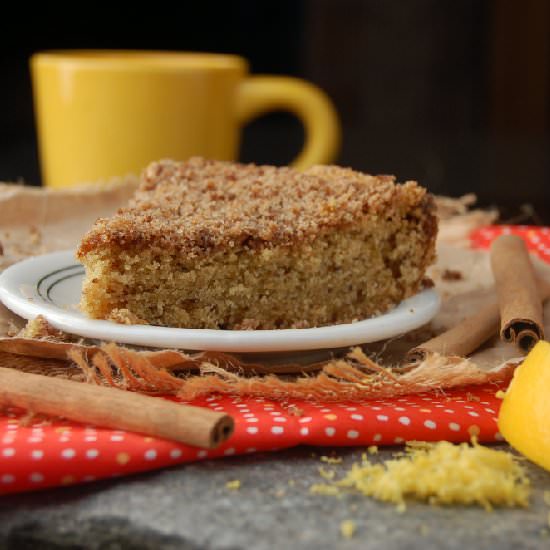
[0,250,440,352]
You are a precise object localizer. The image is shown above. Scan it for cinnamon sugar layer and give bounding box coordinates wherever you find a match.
[77,157,435,257]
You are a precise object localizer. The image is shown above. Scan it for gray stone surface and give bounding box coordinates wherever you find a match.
[0,445,549,550]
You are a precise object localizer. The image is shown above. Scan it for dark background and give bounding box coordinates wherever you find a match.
[1,0,549,221]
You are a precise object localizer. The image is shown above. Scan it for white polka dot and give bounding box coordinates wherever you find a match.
[299,417,312,423]
[213,406,224,411]
[271,426,284,435]
[246,426,259,434]
[376,415,389,422]
[205,396,216,402]
[29,472,44,483]
[325,427,336,437]
[398,416,411,426]
[235,404,247,408]
[246,447,257,453]
[84,436,97,442]
[243,413,255,418]
[394,407,406,411]
[485,408,496,414]
[1,474,14,484]
[2,448,15,457]
[273,417,287,423]
[347,430,359,439]
[449,422,461,432]
[321,408,331,413]
[424,420,437,429]
[110,434,124,441]
[86,449,99,459]
[394,437,405,444]
[170,449,182,459]
[31,450,44,460]
[269,411,282,416]
[27,436,42,443]
[350,414,364,421]
[300,427,309,436]
[59,437,70,443]
[468,411,480,417]
[61,448,76,459]
[444,409,454,414]
[197,450,208,458]
[245,418,259,423]
[346,407,357,411]
[144,449,157,460]
[373,433,382,442]
[370,406,382,411]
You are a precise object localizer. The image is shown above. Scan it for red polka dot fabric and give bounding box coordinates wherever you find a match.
[0,385,504,495]
[0,225,545,495]
[470,225,550,263]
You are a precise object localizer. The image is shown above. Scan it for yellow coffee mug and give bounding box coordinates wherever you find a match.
[31,51,341,188]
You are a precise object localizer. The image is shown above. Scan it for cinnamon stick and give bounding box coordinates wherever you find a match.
[406,277,550,364]
[491,235,545,351]
[0,367,233,449]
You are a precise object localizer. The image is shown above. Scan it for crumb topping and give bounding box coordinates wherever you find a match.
[78,157,432,257]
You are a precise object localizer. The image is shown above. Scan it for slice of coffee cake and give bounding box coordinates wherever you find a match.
[77,157,437,329]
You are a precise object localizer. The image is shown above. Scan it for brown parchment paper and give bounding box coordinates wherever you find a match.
[1,181,547,401]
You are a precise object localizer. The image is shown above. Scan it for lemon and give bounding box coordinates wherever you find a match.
[498,341,550,472]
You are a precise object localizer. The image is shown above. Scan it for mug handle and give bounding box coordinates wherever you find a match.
[236,76,341,169]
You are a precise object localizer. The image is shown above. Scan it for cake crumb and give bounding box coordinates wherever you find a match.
[340,520,356,539]
[495,390,507,400]
[442,269,463,281]
[367,445,378,455]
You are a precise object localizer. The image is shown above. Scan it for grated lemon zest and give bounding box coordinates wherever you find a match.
[312,440,530,511]
[340,520,356,539]
[321,456,343,464]
[318,466,336,480]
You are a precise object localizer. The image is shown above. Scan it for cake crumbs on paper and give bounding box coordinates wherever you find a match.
[311,440,530,511]
[340,520,356,539]
[225,480,241,490]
